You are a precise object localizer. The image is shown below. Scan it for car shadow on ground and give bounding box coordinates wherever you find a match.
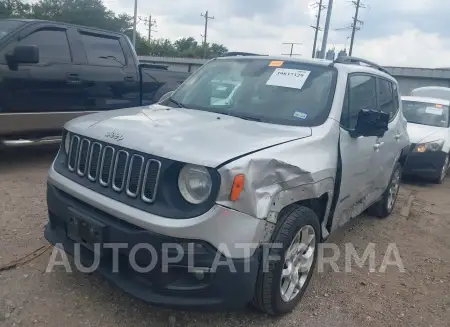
[0,144,59,170]
[400,174,436,188]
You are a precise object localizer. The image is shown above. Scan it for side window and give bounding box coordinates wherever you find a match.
[18,29,71,63]
[378,79,396,119]
[341,74,377,130]
[80,33,126,67]
[392,82,400,115]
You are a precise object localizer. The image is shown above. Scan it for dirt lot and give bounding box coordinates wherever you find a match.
[0,145,449,327]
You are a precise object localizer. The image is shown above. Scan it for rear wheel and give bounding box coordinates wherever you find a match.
[367,162,402,218]
[251,205,320,316]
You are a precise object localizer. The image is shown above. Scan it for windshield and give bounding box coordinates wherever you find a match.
[164,58,338,126]
[0,20,25,40]
[402,100,449,127]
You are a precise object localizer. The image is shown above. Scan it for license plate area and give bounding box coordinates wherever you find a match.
[66,207,105,255]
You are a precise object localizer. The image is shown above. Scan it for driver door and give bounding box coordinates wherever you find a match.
[333,74,381,228]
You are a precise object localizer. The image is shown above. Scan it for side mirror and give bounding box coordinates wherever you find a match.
[158,91,174,103]
[6,45,39,69]
[351,109,389,138]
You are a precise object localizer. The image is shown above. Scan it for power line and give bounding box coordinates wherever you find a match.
[310,0,326,58]
[349,0,366,56]
[200,10,214,59]
[282,42,302,57]
[334,1,366,56]
[139,15,157,42]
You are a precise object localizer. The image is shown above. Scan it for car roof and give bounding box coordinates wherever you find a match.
[215,55,395,81]
[401,95,450,106]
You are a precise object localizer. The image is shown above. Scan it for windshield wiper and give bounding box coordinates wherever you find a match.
[168,98,185,108]
[228,113,261,122]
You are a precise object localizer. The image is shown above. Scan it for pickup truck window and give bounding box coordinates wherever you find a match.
[0,20,25,39]
[18,29,71,63]
[169,58,337,127]
[80,33,126,67]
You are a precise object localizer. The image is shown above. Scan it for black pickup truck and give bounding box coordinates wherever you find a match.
[0,19,190,146]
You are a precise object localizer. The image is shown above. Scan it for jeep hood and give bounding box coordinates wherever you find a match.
[65,105,312,167]
[407,122,447,144]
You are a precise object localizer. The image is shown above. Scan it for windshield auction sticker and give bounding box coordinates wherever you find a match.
[266,68,311,89]
[425,106,443,115]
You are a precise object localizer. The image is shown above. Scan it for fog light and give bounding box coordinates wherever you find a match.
[192,269,205,280]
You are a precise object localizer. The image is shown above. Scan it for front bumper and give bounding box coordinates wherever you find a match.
[45,183,261,310]
[403,149,447,177]
[47,164,266,258]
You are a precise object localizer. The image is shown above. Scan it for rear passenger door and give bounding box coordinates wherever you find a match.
[334,74,380,228]
[375,78,402,192]
[0,25,84,113]
[76,30,139,111]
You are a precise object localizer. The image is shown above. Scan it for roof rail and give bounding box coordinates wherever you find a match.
[331,56,391,76]
[220,51,265,57]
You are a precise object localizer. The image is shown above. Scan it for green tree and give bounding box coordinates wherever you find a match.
[29,0,132,32]
[0,0,229,58]
[0,0,32,18]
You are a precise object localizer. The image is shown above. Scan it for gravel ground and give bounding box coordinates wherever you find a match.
[0,145,449,327]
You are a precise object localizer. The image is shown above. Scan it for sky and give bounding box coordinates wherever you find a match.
[104,1,449,68]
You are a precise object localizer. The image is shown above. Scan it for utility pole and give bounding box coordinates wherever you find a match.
[282,42,302,57]
[140,15,157,42]
[310,0,325,58]
[349,0,365,56]
[320,0,333,59]
[132,0,138,47]
[201,10,214,59]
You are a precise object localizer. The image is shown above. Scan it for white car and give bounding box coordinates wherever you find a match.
[44,54,410,315]
[402,95,450,183]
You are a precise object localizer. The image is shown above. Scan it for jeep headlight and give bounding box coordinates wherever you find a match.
[64,131,71,154]
[414,139,445,153]
[178,164,212,204]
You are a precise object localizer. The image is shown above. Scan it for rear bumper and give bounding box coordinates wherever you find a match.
[403,150,447,177]
[45,183,260,310]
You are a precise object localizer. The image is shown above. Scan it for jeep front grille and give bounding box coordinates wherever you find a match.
[66,134,161,203]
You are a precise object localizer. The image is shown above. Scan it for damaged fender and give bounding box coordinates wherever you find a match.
[216,158,335,240]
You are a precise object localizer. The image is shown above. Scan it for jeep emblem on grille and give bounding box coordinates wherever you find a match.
[105,130,123,141]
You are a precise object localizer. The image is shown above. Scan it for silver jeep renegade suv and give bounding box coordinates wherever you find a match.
[45,54,410,315]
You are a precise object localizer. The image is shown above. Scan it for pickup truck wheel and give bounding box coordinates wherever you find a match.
[251,205,320,316]
[367,162,402,218]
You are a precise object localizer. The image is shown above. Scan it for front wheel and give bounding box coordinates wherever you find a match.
[433,154,449,184]
[367,162,402,218]
[251,205,320,316]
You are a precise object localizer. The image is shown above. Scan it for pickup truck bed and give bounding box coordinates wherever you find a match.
[0,19,190,146]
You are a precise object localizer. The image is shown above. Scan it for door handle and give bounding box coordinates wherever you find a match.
[67,73,81,85]
[124,76,135,82]
[373,142,384,150]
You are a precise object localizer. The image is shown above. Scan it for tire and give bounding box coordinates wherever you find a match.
[367,162,402,218]
[433,154,449,184]
[251,205,320,316]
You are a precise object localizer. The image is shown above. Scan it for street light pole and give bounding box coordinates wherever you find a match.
[132,0,138,47]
